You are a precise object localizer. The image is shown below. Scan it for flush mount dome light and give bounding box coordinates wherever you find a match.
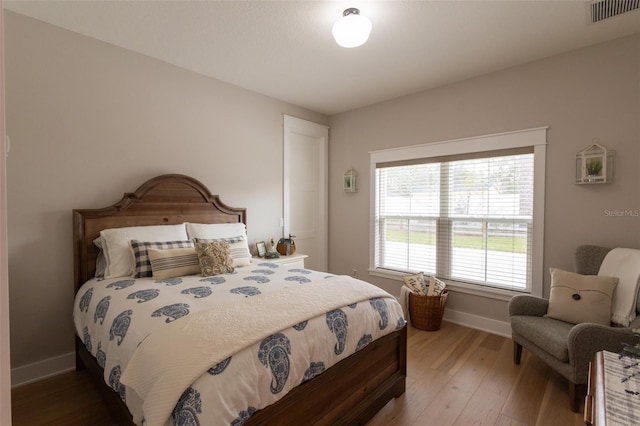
[332,7,372,48]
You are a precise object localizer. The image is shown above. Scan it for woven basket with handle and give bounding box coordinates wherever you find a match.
[409,290,448,331]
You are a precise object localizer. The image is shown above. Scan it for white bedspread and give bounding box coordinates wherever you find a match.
[122,276,393,426]
[74,260,405,425]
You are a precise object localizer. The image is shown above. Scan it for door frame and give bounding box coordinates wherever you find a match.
[1,3,13,423]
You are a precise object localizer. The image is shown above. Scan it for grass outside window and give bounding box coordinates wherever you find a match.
[385,229,527,254]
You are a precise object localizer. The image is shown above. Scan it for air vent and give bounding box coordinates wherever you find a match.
[589,0,640,23]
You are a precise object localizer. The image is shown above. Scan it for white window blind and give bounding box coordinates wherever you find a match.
[371,128,546,295]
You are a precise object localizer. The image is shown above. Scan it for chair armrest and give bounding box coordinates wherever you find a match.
[568,323,637,383]
[508,294,549,317]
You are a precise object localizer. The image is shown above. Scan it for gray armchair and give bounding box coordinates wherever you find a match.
[509,245,640,412]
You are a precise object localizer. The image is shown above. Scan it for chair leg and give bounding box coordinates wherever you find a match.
[569,382,582,413]
[513,341,523,365]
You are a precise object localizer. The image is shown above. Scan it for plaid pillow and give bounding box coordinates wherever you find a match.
[130,240,195,278]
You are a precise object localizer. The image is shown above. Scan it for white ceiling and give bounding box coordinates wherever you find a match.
[4,1,640,115]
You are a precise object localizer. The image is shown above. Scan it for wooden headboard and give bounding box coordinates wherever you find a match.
[73,174,246,294]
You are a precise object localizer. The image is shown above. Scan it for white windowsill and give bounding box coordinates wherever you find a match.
[368,268,526,302]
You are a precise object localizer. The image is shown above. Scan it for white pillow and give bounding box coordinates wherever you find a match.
[100,224,189,278]
[185,222,247,240]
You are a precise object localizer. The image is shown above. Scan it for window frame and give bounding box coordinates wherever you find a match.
[369,127,547,299]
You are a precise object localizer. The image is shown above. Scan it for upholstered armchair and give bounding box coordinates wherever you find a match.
[509,245,640,412]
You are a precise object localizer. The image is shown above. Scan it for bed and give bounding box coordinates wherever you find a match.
[73,174,407,425]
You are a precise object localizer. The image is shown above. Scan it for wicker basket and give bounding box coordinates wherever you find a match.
[409,290,448,331]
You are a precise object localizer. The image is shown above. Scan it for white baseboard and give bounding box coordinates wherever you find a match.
[443,308,512,338]
[11,351,76,388]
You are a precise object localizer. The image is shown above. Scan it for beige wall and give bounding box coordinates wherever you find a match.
[5,9,640,378]
[328,34,640,325]
[4,12,328,371]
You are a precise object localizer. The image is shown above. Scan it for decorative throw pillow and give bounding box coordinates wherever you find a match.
[195,236,251,267]
[545,268,618,325]
[147,247,200,280]
[100,224,189,278]
[195,241,235,277]
[130,240,195,278]
[403,272,427,295]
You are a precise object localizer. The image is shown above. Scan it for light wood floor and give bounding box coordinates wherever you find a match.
[12,322,585,426]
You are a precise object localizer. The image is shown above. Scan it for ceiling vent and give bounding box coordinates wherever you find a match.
[588,0,640,23]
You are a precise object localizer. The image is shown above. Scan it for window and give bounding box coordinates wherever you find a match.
[370,128,546,297]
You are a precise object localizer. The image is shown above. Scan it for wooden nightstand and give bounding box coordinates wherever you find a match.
[252,253,308,269]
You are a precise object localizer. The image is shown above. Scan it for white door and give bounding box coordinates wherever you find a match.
[283,115,328,272]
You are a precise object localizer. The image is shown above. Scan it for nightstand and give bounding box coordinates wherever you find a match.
[253,253,308,269]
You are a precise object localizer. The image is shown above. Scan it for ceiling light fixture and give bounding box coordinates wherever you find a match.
[332,8,372,48]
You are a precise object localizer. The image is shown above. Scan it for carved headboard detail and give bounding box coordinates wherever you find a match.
[73,174,246,293]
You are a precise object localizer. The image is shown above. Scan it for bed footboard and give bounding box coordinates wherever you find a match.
[246,325,407,425]
[76,325,407,425]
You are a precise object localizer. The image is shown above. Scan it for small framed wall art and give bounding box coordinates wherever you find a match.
[344,168,358,192]
[575,139,615,184]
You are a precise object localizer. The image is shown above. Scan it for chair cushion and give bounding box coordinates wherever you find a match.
[511,315,575,362]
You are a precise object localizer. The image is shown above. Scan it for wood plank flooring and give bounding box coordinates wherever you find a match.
[11,322,585,426]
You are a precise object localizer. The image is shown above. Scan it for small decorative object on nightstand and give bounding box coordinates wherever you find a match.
[256,241,267,258]
[576,139,615,184]
[265,237,279,258]
[265,251,279,259]
[277,235,296,255]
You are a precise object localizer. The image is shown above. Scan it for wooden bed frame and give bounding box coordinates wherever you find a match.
[73,174,407,425]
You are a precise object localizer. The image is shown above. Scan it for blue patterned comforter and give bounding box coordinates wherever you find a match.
[74,261,405,425]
